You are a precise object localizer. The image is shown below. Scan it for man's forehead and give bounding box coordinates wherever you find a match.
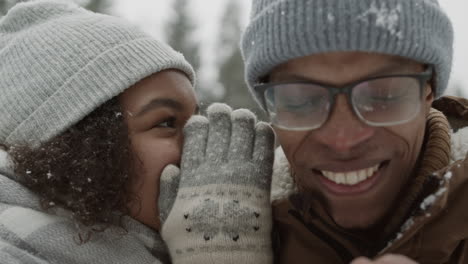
[269,52,423,83]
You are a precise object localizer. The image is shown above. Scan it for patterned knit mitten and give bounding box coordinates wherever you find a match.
[158,103,274,264]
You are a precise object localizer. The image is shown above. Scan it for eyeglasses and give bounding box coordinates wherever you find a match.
[255,67,433,131]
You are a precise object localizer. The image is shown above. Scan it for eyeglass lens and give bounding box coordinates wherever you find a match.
[264,76,421,130]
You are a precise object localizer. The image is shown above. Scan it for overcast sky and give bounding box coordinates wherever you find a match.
[112,0,467,94]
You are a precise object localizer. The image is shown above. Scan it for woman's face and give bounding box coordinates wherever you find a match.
[119,70,197,230]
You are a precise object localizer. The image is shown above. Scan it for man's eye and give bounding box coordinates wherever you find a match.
[155,117,176,128]
[282,96,322,110]
[369,93,407,102]
[285,101,311,110]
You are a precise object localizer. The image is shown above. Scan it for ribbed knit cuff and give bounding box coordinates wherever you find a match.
[6,38,194,146]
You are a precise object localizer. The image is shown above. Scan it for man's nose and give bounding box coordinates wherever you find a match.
[313,95,375,153]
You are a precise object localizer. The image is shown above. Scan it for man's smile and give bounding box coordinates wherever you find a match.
[313,161,390,195]
[321,164,379,185]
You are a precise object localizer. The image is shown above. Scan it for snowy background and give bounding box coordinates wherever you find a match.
[111,0,468,97]
[438,0,468,96]
[1,0,466,114]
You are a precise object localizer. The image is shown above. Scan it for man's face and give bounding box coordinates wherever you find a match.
[269,52,434,229]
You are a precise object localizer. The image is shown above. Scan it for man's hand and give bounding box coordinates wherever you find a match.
[351,254,418,264]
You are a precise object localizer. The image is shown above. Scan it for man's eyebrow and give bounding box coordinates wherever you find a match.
[270,73,311,82]
[271,60,419,83]
[368,60,420,76]
[137,98,184,117]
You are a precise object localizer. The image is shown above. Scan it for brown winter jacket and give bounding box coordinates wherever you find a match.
[271,96,468,264]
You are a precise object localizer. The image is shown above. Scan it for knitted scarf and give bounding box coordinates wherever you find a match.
[380,108,451,240]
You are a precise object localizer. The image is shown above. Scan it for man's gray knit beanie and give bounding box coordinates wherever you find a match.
[0,0,195,146]
[241,0,454,105]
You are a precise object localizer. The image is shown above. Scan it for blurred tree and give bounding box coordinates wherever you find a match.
[0,0,25,16]
[0,1,7,16]
[166,0,217,104]
[0,0,110,16]
[82,0,111,13]
[217,0,266,119]
[167,0,201,75]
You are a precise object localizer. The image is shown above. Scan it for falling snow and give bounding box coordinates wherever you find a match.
[401,218,415,233]
[358,2,403,39]
[444,171,453,181]
[382,168,454,252]
[382,217,415,251]
[421,187,447,211]
[420,195,436,211]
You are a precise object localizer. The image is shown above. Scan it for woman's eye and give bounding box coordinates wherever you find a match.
[155,117,176,128]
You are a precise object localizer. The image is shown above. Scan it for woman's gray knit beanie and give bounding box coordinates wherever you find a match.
[241,0,454,105]
[0,0,195,146]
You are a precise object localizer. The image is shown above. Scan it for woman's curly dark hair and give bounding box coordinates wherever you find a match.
[7,98,137,237]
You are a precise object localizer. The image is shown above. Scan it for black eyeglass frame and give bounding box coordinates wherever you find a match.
[254,67,434,130]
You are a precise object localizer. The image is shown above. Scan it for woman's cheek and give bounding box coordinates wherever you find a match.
[129,136,182,229]
[143,137,181,174]
[133,135,182,200]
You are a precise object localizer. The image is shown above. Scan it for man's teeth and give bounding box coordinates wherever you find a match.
[321,165,379,185]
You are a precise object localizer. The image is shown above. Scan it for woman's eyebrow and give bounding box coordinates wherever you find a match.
[137,98,183,117]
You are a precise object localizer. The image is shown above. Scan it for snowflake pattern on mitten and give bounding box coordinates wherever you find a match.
[183,198,261,242]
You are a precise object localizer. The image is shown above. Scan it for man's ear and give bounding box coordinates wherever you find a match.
[425,84,435,113]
